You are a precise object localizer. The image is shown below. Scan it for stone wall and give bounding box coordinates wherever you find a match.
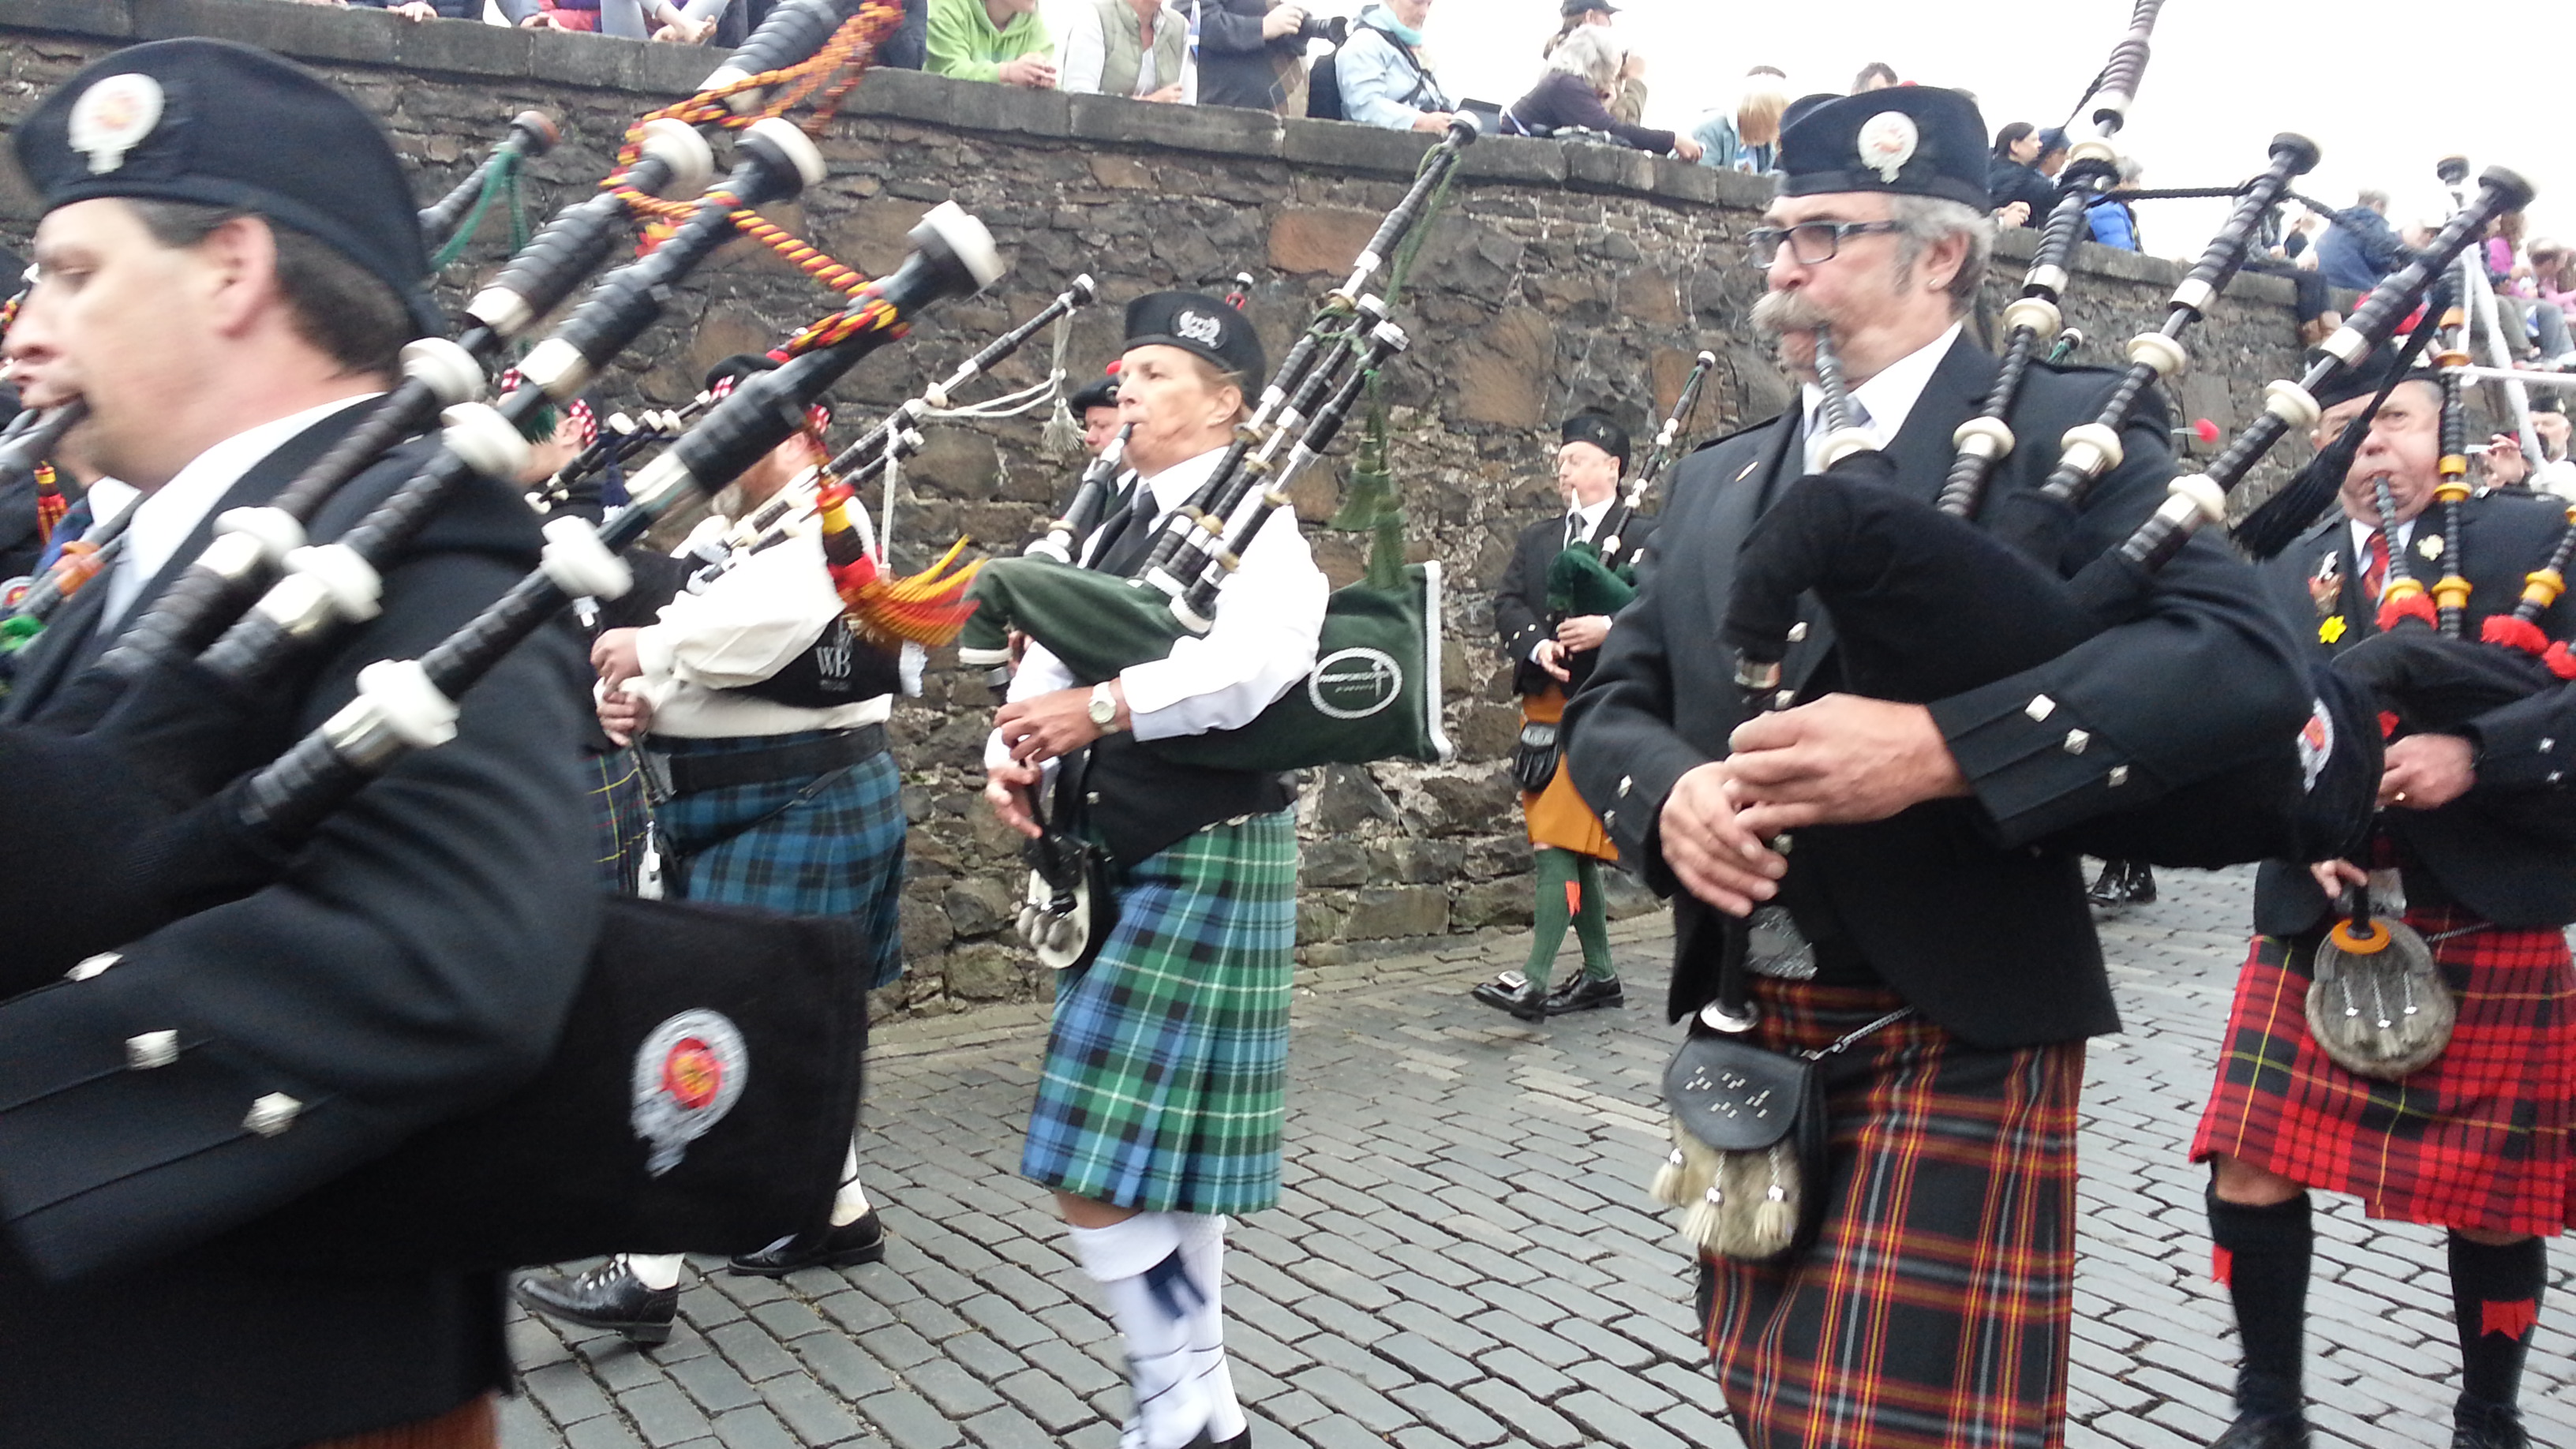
[0,0,2319,1017]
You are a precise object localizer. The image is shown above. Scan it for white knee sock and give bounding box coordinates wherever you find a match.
[1068,1214,1208,1449]
[830,1144,871,1227]
[1179,1214,1245,1442]
[621,1252,683,1291]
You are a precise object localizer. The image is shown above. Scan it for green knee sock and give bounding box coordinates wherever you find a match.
[1523,850,1579,990]
[1571,855,1613,979]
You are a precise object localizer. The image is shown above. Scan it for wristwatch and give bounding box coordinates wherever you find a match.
[1088,681,1123,732]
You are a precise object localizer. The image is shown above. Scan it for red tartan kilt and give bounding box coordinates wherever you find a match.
[2191,909,2576,1238]
[1698,982,2082,1449]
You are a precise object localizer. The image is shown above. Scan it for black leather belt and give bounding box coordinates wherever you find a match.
[649,724,886,797]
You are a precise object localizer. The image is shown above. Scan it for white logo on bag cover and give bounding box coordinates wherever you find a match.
[69,73,164,174]
[1174,310,1223,346]
[1856,111,1918,184]
[1309,647,1403,720]
[631,1009,748,1176]
[2296,698,2335,792]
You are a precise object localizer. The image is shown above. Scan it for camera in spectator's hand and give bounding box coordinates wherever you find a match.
[1303,13,1348,46]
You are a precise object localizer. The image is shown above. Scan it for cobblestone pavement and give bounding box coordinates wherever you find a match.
[503,867,2572,1449]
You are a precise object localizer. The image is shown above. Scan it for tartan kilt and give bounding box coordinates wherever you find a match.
[585,747,653,896]
[1698,981,2082,1449]
[650,733,907,990]
[1021,808,1297,1215]
[2191,910,2576,1238]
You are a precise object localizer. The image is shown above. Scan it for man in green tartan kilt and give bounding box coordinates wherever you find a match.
[987,292,1324,1449]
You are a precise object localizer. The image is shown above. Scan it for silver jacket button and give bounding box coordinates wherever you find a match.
[2025,695,2056,722]
[243,1093,303,1137]
[2062,728,2091,754]
[67,952,121,982]
[125,1032,181,1070]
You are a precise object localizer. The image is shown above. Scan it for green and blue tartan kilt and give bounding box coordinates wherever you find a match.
[586,746,653,896]
[650,731,907,990]
[1021,808,1298,1215]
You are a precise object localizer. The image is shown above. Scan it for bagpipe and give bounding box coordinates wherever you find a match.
[0,0,1014,1277]
[677,275,1099,604]
[1545,350,1713,620]
[951,118,1490,774]
[1720,147,2535,871]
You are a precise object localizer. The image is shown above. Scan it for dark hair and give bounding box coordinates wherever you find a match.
[1852,61,1897,90]
[1991,120,2035,161]
[128,200,408,379]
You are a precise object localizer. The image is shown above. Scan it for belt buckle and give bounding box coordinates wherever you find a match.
[1744,904,1817,981]
[638,748,678,803]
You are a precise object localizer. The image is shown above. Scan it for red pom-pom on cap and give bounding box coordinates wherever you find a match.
[2545,642,2576,681]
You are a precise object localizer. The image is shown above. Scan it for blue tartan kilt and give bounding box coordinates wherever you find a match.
[586,747,653,896]
[1020,809,1298,1215]
[650,732,907,990]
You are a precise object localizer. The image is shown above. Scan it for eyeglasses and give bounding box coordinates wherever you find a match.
[1743,219,1904,268]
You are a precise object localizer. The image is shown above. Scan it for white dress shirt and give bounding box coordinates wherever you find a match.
[1796,321,1964,476]
[626,490,893,739]
[985,443,1328,768]
[98,394,380,627]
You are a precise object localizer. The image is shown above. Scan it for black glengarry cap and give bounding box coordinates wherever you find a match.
[12,38,441,339]
[1559,412,1630,470]
[1777,86,1994,212]
[1123,290,1266,384]
[1069,369,1120,413]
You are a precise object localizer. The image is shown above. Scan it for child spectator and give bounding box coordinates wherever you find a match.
[1689,66,1786,174]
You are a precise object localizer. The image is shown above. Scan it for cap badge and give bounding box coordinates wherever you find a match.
[68,73,165,175]
[1856,110,1919,185]
[631,1008,748,1177]
[1174,309,1223,347]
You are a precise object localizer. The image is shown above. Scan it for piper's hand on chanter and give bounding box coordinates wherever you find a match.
[984,761,1044,841]
[1555,614,1612,653]
[1530,638,1572,683]
[591,627,645,693]
[2379,732,2476,811]
[597,683,653,748]
[1724,693,1971,837]
[2308,856,2369,901]
[1659,760,1787,915]
[996,683,1125,765]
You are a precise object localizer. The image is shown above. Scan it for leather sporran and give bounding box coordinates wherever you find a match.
[2304,914,2454,1080]
[1017,747,1118,974]
[1510,719,1560,793]
[1650,1030,1827,1262]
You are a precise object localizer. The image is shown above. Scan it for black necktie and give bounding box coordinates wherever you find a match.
[1090,480,1161,577]
[1565,512,1587,549]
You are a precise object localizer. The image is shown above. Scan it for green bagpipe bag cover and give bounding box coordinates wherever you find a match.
[953,555,1188,681]
[1545,542,1636,618]
[1149,560,1455,773]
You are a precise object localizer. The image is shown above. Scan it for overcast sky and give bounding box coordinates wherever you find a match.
[1173,0,2570,262]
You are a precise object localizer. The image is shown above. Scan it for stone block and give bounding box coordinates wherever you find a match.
[1456,135,1567,187]
[1312,763,1401,831]
[1409,770,1520,837]
[942,942,1022,1002]
[7,0,134,36]
[1297,893,1348,945]
[1562,141,1655,194]
[1302,837,1372,889]
[847,67,1072,139]
[1343,885,1449,940]
[1451,875,1533,930]
[899,888,954,962]
[134,0,395,63]
[1269,206,1382,276]
[1614,268,1683,330]
[1069,92,1279,159]
[1281,117,1426,175]
[943,875,1018,938]
[1453,701,1522,763]
[1451,309,1554,428]
[388,12,533,81]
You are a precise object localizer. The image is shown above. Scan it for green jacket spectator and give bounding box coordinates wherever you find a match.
[927,0,1055,86]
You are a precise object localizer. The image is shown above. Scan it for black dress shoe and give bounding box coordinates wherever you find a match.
[1470,975,1549,1022]
[727,1208,888,1277]
[513,1260,676,1345]
[2207,1412,2309,1449]
[2451,1395,2530,1449]
[1545,975,1623,1015]
[2087,859,2158,906]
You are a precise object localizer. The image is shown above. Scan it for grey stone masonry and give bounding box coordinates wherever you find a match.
[0,1,2325,1018]
[500,871,2568,1448]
